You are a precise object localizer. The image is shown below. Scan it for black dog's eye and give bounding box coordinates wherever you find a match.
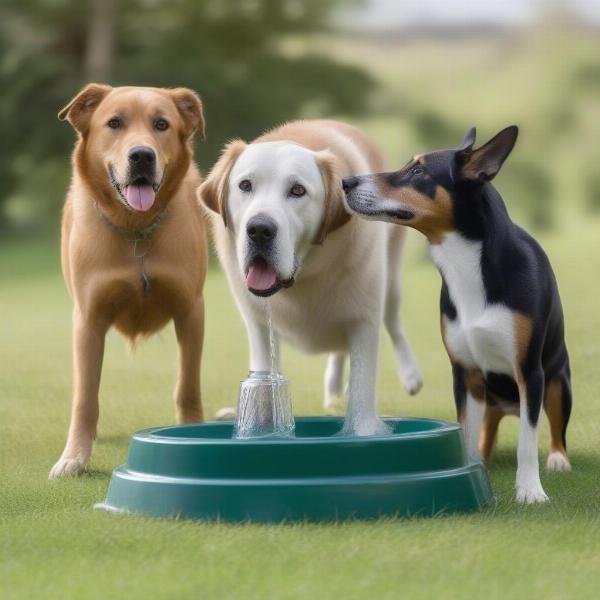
[289,183,306,197]
[107,117,122,129]
[411,166,424,176]
[239,179,252,192]
[154,118,169,131]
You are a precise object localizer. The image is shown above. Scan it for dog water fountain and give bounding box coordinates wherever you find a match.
[97,304,493,522]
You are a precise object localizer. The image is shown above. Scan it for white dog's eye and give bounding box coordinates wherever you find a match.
[289,183,306,197]
[239,179,252,192]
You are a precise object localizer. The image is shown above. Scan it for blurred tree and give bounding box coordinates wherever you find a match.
[0,0,372,232]
[85,0,115,82]
[507,160,554,230]
[411,109,465,149]
[574,61,600,90]
[584,171,600,215]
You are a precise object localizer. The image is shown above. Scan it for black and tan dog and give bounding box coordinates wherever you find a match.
[342,126,571,503]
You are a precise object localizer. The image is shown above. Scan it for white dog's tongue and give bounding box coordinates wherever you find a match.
[125,184,155,211]
[247,260,277,291]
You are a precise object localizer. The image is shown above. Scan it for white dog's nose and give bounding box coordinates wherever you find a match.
[247,215,277,246]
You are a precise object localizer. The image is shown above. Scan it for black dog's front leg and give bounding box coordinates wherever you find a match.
[452,362,466,423]
[516,369,548,503]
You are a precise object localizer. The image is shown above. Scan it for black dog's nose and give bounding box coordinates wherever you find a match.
[128,146,156,167]
[247,216,277,245]
[342,176,360,192]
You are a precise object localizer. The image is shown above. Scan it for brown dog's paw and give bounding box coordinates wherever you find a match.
[48,457,88,480]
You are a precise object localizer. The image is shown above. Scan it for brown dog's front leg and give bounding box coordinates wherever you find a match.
[49,311,106,479]
[173,296,204,424]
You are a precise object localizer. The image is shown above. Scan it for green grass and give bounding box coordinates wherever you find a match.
[3,28,600,599]
[2,213,600,600]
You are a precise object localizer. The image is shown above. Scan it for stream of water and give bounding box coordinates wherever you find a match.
[265,300,277,375]
[233,300,295,439]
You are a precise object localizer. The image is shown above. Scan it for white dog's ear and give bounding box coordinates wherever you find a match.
[197,139,247,227]
[58,83,112,134]
[314,150,352,244]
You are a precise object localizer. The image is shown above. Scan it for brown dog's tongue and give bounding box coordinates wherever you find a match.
[125,185,155,211]
[247,260,277,291]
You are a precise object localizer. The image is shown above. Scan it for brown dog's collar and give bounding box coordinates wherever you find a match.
[94,203,169,293]
[94,202,169,241]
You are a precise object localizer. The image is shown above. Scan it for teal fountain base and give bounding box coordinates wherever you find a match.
[96,417,494,522]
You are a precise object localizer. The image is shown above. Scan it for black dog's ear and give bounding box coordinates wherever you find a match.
[457,125,518,182]
[457,127,476,152]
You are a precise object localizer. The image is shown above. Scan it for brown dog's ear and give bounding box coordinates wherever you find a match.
[58,83,112,134]
[197,139,247,227]
[314,150,351,244]
[170,88,205,139]
[457,125,518,182]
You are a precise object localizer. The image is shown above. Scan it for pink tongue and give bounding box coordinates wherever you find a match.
[125,185,156,212]
[247,261,278,291]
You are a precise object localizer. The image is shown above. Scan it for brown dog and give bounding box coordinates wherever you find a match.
[50,84,208,479]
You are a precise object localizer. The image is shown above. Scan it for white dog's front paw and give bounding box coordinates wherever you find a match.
[341,417,391,437]
[400,365,423,396]
[546,451,571,472]
[324,399,342,415]
[515,479,549,504]
[467,449,482,464]
[49,456,88,480]
[324,392,344,415]
[214,407,237,421]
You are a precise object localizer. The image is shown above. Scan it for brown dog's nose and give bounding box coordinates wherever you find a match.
[128,146,156,168]
[247,216,277,245]
[342,176,360,192]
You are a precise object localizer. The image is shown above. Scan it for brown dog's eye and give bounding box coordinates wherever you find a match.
[239,179,252,192]
[289,183,306,197]
[154,118,169,131]
[107,117,122,129]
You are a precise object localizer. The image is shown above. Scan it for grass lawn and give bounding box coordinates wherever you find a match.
[1,213,600,600]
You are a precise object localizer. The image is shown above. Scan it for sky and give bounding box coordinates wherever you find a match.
[341,0,600,31]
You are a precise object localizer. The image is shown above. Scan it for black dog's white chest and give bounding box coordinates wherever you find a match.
[431,233,517,377]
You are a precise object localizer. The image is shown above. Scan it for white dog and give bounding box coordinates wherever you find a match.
[199,120,422,435]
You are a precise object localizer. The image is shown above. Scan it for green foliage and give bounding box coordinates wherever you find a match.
[584,170,600,215]
[0,0,373,231]
[504,159,554,230]
[411,109,465,149]
[574,61,600,90]
[3,4,600,236]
